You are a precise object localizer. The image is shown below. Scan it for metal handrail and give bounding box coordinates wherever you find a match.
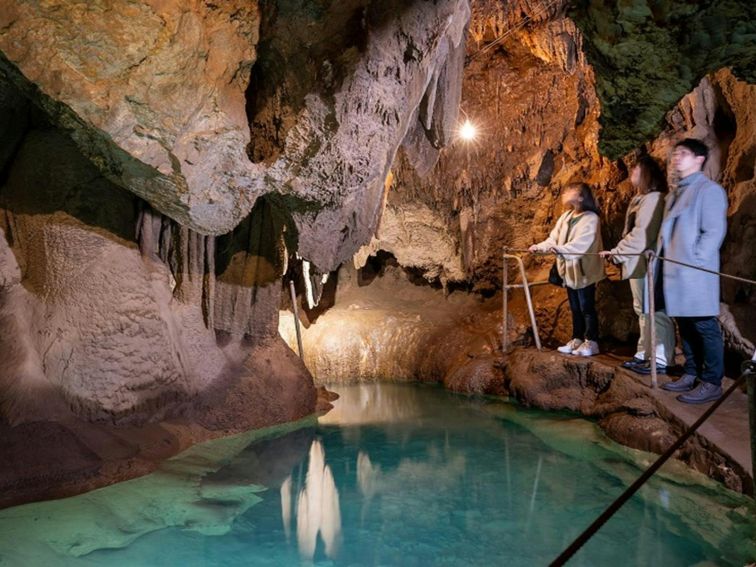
[503,248,756,389]
[502,253,544,352]
[504,247,756,286]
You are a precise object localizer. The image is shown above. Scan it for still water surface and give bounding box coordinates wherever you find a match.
[0,383,754,566]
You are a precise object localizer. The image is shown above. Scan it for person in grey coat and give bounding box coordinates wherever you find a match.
[659,139,728,404]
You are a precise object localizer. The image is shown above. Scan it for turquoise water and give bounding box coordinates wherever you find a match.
[0,383,754,566]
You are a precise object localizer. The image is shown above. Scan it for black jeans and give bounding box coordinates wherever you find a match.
[566,284,598,342]
[675,316,724,386]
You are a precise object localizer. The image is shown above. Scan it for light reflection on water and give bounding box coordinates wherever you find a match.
[0,383,754,566]
[291,440,341,560]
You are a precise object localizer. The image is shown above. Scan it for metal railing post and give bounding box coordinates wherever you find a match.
[503,253,509,353]
[289,280,305,360]
[502,252,542,352]
[516,255,542,351]
[645,250,658,388]
[747,350,756,491]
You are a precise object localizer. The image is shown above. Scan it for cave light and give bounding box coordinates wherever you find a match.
[459,119,478,142]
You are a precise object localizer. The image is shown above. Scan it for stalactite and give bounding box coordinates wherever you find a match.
[203,236,215,331]
[214,197,290,340]
[136,202,220,332]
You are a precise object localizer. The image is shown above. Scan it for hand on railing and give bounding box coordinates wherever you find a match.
[526,245,558,255]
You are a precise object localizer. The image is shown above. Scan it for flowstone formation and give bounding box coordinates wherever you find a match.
[0,0,754,506]
[0,0,473,506]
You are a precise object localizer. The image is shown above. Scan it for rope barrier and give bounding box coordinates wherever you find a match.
[500,246,756,563]
[550,365,754,566]
[503,248,756,287]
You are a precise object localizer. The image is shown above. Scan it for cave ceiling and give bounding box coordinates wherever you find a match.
[570,0,756,158]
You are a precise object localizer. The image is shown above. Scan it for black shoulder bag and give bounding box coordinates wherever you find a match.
[548,260,564,287]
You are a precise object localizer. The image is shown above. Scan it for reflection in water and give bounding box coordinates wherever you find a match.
[285,440,342,560]
[0,384,755,566]
[524,455,543,536]
[357,451,381,523]
[281,475,293,542]
[357,451,380,500]
[317,383,424,426]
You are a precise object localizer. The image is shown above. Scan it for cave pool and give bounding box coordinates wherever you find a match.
[0,383,754,566]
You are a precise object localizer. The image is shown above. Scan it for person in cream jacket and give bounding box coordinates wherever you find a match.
[530,183,605,356]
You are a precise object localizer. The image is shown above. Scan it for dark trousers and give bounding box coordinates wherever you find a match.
[566,284,598,341]
[675,316,724,386]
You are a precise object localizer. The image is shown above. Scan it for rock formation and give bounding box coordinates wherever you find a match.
[570,0,756,158]
[0,0,473,505]
[0,0,754,506]
[0,0,472,421]
[0,0,260,234]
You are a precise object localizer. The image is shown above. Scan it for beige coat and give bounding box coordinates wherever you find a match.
[534,210,605,289]
[610,191,665,279]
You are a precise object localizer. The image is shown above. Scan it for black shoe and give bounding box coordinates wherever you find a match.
[631,361,668,375]
[621,358,644,370]
[677,382,722,404]
[661,373,697,392]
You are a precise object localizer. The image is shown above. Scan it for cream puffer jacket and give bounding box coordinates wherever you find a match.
[532,210,605,290]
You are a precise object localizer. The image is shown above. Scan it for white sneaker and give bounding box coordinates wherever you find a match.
[575,340,599,357]
[557,339,583,354]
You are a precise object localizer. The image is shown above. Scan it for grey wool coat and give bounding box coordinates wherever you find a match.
[657,172,728,317]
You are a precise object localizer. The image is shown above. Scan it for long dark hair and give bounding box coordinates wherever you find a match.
[566,182,600,215]
[635,155,667,193]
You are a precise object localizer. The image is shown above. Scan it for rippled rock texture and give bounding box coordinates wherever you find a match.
[0,0,474,505]
[1,0,755,504]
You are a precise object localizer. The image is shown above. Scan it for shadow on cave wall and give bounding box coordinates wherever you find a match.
[0,92,139,247]
[215,196,296,289]
[245,0,430,165]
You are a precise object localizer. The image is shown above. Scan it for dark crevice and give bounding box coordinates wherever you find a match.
[712,88,737,174]
[245,0,374,166]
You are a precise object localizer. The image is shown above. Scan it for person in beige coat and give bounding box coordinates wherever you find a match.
[530,183,605,356]
[600,155,676,373]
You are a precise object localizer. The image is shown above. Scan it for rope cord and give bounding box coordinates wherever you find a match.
[503,248,756,287]
[550,369,752,566]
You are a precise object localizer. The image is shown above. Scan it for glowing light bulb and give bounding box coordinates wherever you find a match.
[459,119,477,141]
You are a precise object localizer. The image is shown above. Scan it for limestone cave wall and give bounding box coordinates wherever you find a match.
[0,0,472,430]
[0,0,754,504]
